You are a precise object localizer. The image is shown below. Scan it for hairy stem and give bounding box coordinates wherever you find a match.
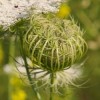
[19,34,41,100]
[50,72,55,100]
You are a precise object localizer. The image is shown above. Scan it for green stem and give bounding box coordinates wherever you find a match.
[8,38,15,100]
[8,76,11,100]
[50,73,54,100]
[19,34,41,100]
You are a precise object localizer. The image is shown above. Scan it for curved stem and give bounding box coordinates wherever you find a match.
[50,73,55,100]
[19,34,41,100]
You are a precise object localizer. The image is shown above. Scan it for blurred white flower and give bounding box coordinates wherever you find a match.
[30,64,83,88]
[3,56,31,75]
[0,0,63,27]
[3,56,84,91]
[3,64,14,74]
[19,62,84,91]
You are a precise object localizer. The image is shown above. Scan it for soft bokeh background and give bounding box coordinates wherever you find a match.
[0,0,100,100]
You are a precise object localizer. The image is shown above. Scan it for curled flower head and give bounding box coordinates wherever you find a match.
[24,14,87,72]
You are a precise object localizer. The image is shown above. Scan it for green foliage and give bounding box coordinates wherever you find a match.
[69,0,100,40]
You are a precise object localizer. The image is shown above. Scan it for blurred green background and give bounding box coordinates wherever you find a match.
[0,0,100,100]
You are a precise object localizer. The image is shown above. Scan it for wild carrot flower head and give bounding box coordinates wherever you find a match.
[0,0,63,28]
[24,14,87,72]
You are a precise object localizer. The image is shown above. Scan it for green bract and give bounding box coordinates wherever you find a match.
[24,14,87,72]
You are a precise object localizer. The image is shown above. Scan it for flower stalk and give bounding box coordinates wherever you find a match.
[19,33,41,100]
[50,72,55,100]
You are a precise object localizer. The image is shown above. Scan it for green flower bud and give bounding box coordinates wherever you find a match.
[23,14,87,72]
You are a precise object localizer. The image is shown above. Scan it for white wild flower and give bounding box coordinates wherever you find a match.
[0,0,63,27]
[28,64,84,90]
[3,56,85,92]
[12,57,84,91]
